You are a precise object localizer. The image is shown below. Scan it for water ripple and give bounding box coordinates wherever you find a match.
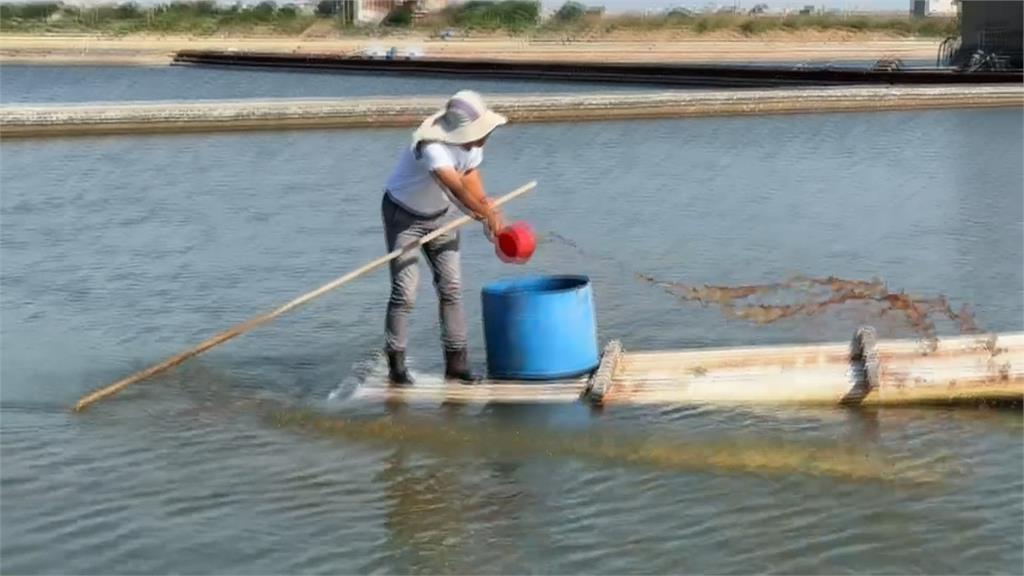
[3,106,1022,574]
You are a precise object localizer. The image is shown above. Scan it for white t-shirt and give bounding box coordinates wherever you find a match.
[384,141,483,217]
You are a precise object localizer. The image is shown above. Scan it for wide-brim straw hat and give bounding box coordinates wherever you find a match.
[412,90,507,147]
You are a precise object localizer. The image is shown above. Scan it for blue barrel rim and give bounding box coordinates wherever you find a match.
[495,363,601,381]
[481,274,591,296]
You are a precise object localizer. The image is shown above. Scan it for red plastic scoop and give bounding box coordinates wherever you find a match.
[495,221,535,264]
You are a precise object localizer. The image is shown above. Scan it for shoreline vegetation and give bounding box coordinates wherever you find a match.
[0,1,951,66]
[1,0,957,40]
[0,35,945,66]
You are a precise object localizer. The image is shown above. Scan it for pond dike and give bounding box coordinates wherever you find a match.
[2,85,1021,138]
[170,50,1024,87]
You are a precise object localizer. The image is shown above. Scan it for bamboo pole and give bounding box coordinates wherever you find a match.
[72,181,538,412]
[353,377,589,405]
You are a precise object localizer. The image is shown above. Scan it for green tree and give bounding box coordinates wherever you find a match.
[382,3,412,26]
[450,0,539,31]
[251,0,277,19]
[316,0,337,15]
[0,1,61,19]
[114,2,142,18]
[554,1,585,22]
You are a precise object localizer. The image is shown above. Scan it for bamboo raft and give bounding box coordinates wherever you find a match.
[352,328,1024,407]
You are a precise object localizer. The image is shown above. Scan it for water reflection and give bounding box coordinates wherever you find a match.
[378,441,470,572]
[265,406,942,486]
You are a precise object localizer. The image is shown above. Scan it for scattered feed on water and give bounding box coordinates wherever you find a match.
[542,231,982,341]
[637,273,981,340]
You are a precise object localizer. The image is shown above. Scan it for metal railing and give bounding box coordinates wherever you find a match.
[937,35,961,67]
[941,28,1023,70]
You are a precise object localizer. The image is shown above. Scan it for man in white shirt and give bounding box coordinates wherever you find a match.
[381,90,506,386]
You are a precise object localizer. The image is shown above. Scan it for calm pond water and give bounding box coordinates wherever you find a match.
[0,64,654,104]
[0,59,938,104]
[1,70,1022,574]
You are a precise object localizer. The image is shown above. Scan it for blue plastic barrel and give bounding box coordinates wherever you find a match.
[480,275,599,380]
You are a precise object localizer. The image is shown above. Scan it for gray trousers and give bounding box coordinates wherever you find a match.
[381,193,467,353]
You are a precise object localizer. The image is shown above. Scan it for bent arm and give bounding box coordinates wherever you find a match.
[432,166,503,238]
[418,142,503,235]
[432,166,495,222]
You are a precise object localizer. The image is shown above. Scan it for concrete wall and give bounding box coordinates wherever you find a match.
[929,0,957,15]
[420,0,448,11]
[911,0,957,16]
[356,0,396,23]
[355,0,444,23]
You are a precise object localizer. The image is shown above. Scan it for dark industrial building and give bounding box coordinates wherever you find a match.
[943,0,1023,69]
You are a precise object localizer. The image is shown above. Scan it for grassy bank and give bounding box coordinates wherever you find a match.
[0,0,957,39]
[0,1,318,35]
[589,12,955,38]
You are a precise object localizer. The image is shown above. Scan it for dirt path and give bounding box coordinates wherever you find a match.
[0,33,941,66]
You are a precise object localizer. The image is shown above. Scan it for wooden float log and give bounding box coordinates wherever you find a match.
[872,332,1024,403]
[599,330,1024,407]
[842,325,880,405]
[351,376,588,405]
[617,342,852,372]
[874,331,1024,357]
[346,330,1023,408]
[584,340,623,403]
[609,340,857,406]
[604,361,858,405]
[355,340,623,407]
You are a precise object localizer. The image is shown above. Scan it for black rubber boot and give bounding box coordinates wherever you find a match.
[444,349,479,384]
[387,350,414,387]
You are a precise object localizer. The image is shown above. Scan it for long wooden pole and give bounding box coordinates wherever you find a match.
[73,180,538,412]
